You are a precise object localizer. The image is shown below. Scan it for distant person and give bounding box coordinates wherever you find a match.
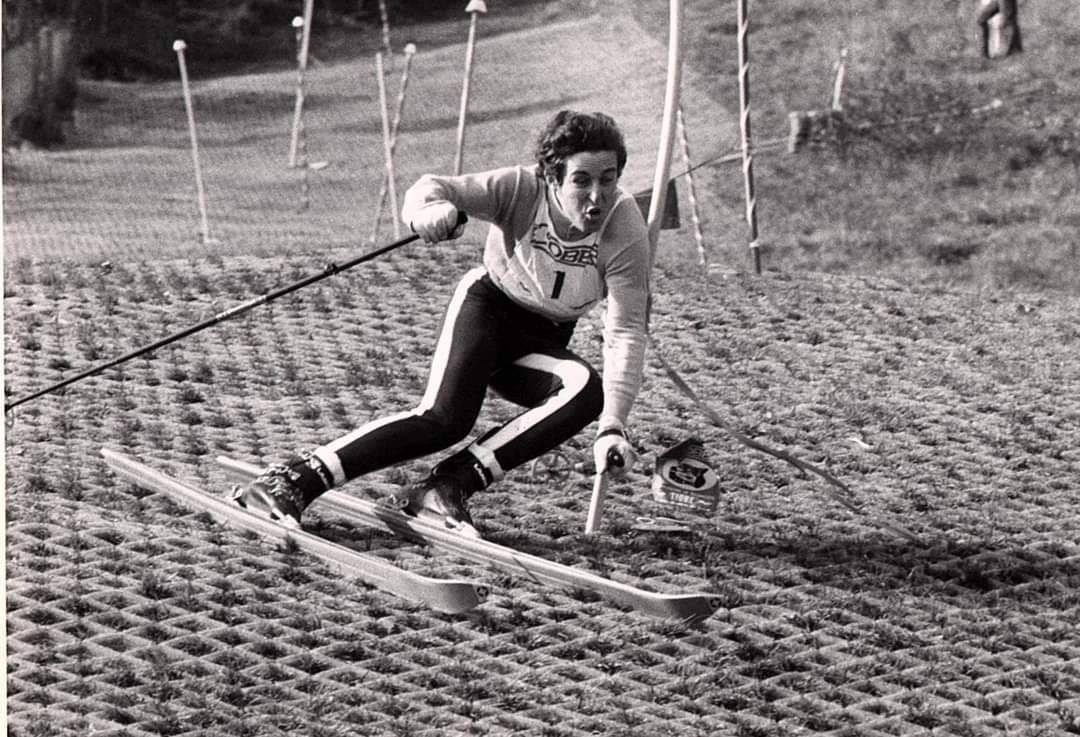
[234,110,647,538]
[976,0,1022,58]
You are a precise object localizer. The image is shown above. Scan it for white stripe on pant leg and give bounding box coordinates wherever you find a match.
[312,267,486,486]
[418,266,486,412]
[468,443,504,483]
[315,410,414,485]
[312,448,348,486]
[468,353,591,478]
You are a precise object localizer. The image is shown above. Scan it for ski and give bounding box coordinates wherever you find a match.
[101,448,488,614]
[218,455,722,623]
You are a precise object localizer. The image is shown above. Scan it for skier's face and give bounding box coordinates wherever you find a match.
[552,150,620,235]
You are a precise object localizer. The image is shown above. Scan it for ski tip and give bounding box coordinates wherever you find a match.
[704,595,725,617]
[435,582,491,614]
[665,594,725,624]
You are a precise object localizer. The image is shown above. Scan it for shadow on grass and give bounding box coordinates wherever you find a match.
[491,516,1080,611]
[750,531,1080,606]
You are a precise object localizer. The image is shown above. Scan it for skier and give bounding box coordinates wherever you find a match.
[234,110,650,537]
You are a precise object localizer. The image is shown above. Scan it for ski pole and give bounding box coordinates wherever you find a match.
[652,339,919,543]
[585,448,624,535]
[4,213,466,414]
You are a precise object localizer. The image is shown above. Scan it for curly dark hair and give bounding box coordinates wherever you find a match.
[534,110,627,183]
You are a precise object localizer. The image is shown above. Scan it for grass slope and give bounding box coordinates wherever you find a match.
[632,0,1080,292]
[4,2,1080,736]
[3,5,730,267]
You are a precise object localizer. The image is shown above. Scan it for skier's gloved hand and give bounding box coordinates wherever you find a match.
[593,429,636,480]
[409,202,466,243]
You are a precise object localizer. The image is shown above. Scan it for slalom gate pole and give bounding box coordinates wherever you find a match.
[375,51,401,238]
[737,0,762,275]
[287,0,314,168]
[454,1,487,175]
[172,40,211,244]
[3,215,463,415]
[377,0,392,60]
[832,47,848,111]
[293,16,311,210]
[370,43,417,243]
[645,0,682,261]
[676,104,707,266]
[583,0,682,535]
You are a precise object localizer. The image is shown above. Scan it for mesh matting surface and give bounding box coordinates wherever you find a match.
[6,249,1080,736]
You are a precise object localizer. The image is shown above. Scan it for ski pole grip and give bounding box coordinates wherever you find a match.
[405,209,467,238]
[606,448,624,470]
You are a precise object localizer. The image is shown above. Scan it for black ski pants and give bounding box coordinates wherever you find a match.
[313,267,603,488]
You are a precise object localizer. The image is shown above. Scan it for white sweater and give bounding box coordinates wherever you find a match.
[401,165,651,433]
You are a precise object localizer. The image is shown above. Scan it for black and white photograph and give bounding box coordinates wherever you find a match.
[3,0,1078,734]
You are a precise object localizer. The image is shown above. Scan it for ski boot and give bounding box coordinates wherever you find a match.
[232,452,331,528]
[395,473,481,539]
